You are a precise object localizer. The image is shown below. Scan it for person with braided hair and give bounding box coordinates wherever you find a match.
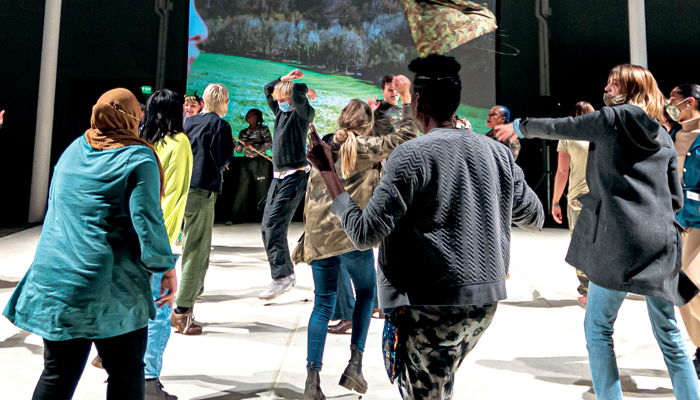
[307,55,543,400]
[293,77,418,399]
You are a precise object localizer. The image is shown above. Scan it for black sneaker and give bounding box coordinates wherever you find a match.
[145,378,178,400]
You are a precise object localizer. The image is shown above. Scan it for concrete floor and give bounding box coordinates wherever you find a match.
[0,223,693,399]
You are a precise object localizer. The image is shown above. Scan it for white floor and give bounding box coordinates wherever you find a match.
[0,224,692,399]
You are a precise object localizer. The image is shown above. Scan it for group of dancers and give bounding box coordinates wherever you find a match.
[4,53,700,400]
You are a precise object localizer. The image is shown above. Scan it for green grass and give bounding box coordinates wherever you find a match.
[187,53,490,146]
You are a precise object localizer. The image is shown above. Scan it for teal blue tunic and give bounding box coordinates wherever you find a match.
[3,137,178,341]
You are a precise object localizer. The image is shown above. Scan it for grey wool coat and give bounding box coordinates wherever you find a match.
[519,104,698,305]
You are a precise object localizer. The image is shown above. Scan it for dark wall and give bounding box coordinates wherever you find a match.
[498,0,700,226]
[0,1,46,226]
[0,1,188,226]
[50,1,189,169]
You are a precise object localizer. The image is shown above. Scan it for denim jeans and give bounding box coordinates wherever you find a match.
[33,327,147,400]
[262,171,307,279]
[585,282,700,400]
[307,249,376,370]
[332,265,355,321]
[144,273,172,379]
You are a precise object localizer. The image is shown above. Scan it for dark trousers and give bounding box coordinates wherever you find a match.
[232,157,271,222]
[33,327,148,400]
[262,171,307,279]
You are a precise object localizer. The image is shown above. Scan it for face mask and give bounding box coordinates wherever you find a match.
[603,93,627,107]
[278,101,291,113]
[666,98,691,122]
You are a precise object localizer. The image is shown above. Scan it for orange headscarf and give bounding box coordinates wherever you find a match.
[84,88,165,197]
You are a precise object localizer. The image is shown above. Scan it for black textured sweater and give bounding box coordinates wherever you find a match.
[331,128,544,308]
[264,78,315,172]
[184,112,233,194]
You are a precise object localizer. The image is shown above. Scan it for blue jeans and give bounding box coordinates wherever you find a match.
[585,282,700,400]
[307,250,376,370]
[144,272,173,379]
[333,265,355,321]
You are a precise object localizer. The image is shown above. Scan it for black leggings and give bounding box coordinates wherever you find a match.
[33,327,147,400]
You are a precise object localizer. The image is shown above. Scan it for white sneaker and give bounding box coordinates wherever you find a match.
[258,274,296,301]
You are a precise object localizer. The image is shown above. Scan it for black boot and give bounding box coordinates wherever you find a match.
[693,348,700,379]
[305,365,326,400]
[145,378,178,400]
[338,344,368,394]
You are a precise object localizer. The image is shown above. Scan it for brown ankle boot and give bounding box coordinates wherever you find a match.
[338,344,367,394]
[304,365,326,400]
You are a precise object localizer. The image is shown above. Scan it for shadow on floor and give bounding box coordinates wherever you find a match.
[197,321,308,337]
[477,356,674,399]
[211,246,266,255]
[0,331,44,356]
[160,375,315,399]
[0,279,19,290]
[501,299,582,308]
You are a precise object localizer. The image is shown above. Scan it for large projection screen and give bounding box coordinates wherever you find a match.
[187,0,497,149]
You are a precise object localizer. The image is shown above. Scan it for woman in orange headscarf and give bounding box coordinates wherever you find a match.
[3,89,177,400]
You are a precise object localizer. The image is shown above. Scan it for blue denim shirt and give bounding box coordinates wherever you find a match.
[673,130,700,229]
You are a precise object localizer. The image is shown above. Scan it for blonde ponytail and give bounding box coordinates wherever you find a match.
[335,128,358,179]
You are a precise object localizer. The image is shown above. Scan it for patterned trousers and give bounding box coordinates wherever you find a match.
[568,198,590,295]
[393,304,497,400]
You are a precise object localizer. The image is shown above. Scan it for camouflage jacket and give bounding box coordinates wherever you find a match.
[291,104,419,264]
[234,125,273,158]
[485,129,521,161]
[401,0,498,56]
[373,100,403,137]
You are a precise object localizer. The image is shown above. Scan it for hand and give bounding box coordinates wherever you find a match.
[393,75,412,104]
[307,88,317,101]
[307,123,334,172]
[494,123,517,144]
[0,110,4,125]
[552,203,563,224]
[282,69,304,81]
[155,269,178,308]
[367,95,380,111]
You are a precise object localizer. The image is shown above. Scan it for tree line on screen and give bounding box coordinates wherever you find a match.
[197,0,418,79]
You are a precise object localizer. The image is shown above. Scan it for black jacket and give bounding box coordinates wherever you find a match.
[520,104,698,305]
[184,112,233,194]
[264,78,315,172]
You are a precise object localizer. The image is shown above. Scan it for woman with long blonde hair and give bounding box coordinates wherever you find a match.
[292,76,418,400]
[495,64,700,399]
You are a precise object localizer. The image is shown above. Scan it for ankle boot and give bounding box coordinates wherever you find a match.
[305,365,326,400]
[338,344,368,394]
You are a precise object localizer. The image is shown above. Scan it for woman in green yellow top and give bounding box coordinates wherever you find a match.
[140,89,193,399]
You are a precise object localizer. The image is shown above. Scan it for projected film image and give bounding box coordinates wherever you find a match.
[187,0,497,152]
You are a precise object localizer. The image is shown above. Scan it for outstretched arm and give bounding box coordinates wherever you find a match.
[495,108,614,144]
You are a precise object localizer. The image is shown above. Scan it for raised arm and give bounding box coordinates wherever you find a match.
[292,82,315,122]
[264,78,281,114]
[128,151,178,274]
[355,104,419,164]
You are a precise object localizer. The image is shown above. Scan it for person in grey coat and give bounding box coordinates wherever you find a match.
[307,54,544,400]
[496,64,700,400]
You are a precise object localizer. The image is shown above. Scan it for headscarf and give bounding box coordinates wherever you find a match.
[400,0,498,57]
[84,88,165,197]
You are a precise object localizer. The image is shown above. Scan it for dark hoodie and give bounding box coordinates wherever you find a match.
[264,78,315,172]
[518,104,697,305]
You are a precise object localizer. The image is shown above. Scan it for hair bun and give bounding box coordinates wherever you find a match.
[334,128,348,144]
[408,54,461,78]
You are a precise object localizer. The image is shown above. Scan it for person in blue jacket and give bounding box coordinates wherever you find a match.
[3,88,178,400]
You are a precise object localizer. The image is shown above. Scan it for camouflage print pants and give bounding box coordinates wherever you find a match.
[393,304,497,400]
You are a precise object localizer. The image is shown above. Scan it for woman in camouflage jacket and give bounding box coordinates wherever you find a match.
[293,76,418,400]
